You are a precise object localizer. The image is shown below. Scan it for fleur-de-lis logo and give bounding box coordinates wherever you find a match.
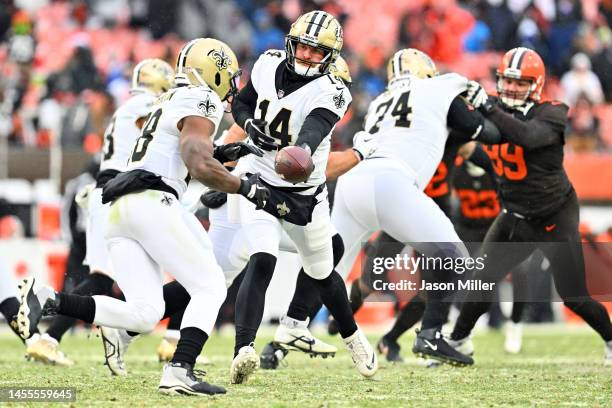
[208,48,231,70]
[198,98,216,116]
[333,92,345,109]
[277,202,290,217]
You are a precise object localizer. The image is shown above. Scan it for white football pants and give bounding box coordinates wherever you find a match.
[84,188,114,278]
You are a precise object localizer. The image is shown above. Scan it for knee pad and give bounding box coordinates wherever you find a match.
[332,233,345,266]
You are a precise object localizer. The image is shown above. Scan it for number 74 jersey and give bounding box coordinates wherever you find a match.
[363,73,467,190]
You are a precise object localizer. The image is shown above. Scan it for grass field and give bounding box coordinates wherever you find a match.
[1,325,610,407]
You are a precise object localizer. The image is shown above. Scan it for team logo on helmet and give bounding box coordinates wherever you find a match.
[208,48,231,70]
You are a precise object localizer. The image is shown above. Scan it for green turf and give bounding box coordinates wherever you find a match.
[0,325,610,407]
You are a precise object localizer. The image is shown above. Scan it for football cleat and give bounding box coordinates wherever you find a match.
[605,340,612,367]
[377,336,403,363]
[26,333,74,367]
[504,321,523,354]
[17,277,58,340]
[260,342,288,370]
[100,326,134,376]
[159,362,226,396]
[272,316,336,358]
[343,328,378,378]
[447,334,475,356]
[230,344,259,384]
[413,328,473,367]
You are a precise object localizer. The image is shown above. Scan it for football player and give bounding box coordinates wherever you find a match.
[23,58,174,369]
[330,48,503,366]
[17,38,268,395]
[228,11,378,383]
[448,47,612,366]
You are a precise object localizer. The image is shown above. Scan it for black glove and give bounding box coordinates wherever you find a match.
[245,119,277,151]
[213,142,264,163]
[238,173,270,210]
[200,190,228,209]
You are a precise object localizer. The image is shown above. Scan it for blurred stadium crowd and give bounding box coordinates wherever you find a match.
[0,0,611,153]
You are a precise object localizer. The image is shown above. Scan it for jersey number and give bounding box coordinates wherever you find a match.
[457,189,500,219]
[368,91,413,134]
[258,99,292,149]
[483,144,527,181]
[424,162,449,198]
[131,108,162,163]
[102,116,116,161]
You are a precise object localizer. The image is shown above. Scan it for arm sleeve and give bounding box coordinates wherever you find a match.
[486,102,568,149]
[447,96,502,144]
[231,79,259,129]
[295,107,339,153]
[467,143,494,175]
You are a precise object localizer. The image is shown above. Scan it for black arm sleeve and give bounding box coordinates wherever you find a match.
[467,144,494,175]
[231,79,259,129]
[295,108,339,153]
[447,96,502,144]
[486,102,568,149]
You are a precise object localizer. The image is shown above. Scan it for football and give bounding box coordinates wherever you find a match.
[274,146,314,184]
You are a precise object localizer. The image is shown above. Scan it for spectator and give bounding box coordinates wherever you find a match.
[546,0,583,75]
[566,94,604,153]
[482,0,518,52]
[423,0,475,64]
[560,52,604,106]
[63,45,104,94]
[251,8,284,56]
[463,4,492,53]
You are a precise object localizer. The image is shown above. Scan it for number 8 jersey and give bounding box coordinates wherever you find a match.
[363,73,467,190]
[237,49,352,188]
[126,85,225,199]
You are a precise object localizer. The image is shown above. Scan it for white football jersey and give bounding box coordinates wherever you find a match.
[237,49,352,189]
[100,91,156,172]
[363,73,467,189]
[126,85,224,199]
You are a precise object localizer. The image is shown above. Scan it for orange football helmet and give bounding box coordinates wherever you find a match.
[496,47,545,107]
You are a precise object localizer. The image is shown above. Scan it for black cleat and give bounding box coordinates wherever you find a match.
[159,362,226,396]
[260,342,288,370]
[412,328,473,367]
[377,336,403,363]
[327,319,339,336]
[17,278,59,340]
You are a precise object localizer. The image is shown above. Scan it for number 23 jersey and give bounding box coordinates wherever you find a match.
[238,49,352,188]
[126,85,225,199]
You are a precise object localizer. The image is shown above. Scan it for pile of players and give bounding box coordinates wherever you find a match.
[2,9,609,397]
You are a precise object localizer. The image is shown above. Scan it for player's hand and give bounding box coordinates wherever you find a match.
[200,190,228,209]
[352,131,378,160]
[75,183,95,210]
[465,80,494,114]
[238,173,270,210]
[245,119,277,151]
[213,142,264,163]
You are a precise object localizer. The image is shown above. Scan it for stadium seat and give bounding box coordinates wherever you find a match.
[0,179,33,204]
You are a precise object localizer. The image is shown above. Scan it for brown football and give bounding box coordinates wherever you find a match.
[274,146,314,184]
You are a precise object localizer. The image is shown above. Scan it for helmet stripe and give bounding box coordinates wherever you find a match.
[131,59,147,89]
[306,12,320,36]
[394,51,403,78]
[177,39,198,73]
[313,13,328,37]
[509,47,526,70]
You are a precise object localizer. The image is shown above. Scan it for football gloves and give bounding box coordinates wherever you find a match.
[352,131,378,160]
[238,173,270,210]
[200,190,228,209]
[213,142,264,163]
[245,118,278,151]
[465,80,495,114]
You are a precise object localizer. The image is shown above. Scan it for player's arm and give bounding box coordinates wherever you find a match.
[447,96,502,144]
[178,116,268,208]
[220,123,248,167]
[325,131,377,181]
[231,79,258,128]
[295,108,339,154]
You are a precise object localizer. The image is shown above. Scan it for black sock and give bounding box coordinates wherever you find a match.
[57,293,96,323]
[47,273,115,342]
[287,269,321,322]
[234,253,276,356]
[384,294,425,342]
[511,302,524,323]
[308,271,357,338]
[349,280,365,314]
[171,327,208,366]
[167,311,184,331]
[162,280,191,319]
[450,301,490,340]
[421,300,452,331]
[565,300,612,342]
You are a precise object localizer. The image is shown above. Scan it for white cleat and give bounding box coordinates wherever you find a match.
[504,321,523,354]
[26,333,74,366]
[343,328,377,378]
[230,344,259,384]
[447,335,475,356]
[100,326,134,376]
[605,340,612,367]
[273,315,336,358]
[159,362,226,395]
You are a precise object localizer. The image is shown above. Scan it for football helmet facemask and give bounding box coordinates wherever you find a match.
[285,10,343,77]
[330,55,351,88]
[131,58,174,96]
[387,48,437,87]
[496,47,545,108]
[175,38,242,102]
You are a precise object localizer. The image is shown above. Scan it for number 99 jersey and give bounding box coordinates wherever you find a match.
[126,85,225,199]
[363,73,467,190]
[237,49,352,188]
